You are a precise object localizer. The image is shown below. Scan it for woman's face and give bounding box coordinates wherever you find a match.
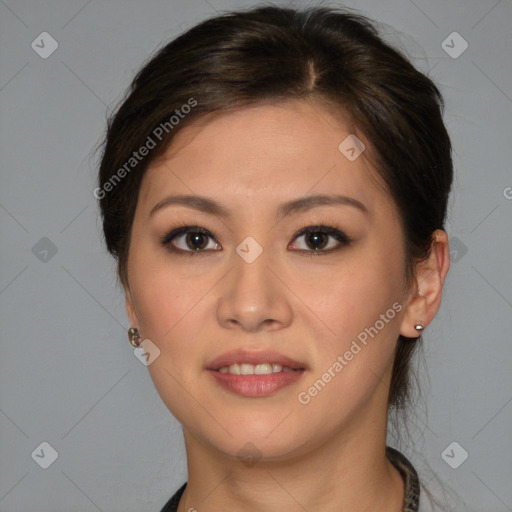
[125,99,414,460]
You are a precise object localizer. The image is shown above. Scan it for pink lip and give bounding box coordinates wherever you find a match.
[206,349,306,371]
[205,349,306,398]
[207,370,304,397]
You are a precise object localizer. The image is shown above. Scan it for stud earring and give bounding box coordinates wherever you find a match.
[128,327,142,348]
[414,323,424,336]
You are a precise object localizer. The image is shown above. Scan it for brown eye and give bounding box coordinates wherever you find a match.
[160,224,352,257]
[161,226,220,254]
[290,225,353,255]
[303,231,330,250]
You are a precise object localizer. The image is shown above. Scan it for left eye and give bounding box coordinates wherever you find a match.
[160,225,352,255]
[289,226,352,254]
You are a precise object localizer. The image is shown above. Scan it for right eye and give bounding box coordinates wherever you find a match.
[160,225,220,255]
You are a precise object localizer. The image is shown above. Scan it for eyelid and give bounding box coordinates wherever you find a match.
[291,225,352,245]
[160,224,353,255]
[160,224,214,246]
[160,225,221,257]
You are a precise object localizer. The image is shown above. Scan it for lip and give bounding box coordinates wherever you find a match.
[205,349,306,398]
[207,370,304,397]
[206,349,306,371]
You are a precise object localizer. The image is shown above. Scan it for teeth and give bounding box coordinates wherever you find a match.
[217,362,295,375]
[240,363,254,375]
[254,363,272,375]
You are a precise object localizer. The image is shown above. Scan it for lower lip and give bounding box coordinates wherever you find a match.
[207,369,305,397]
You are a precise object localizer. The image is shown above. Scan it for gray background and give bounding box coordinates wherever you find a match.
[1,0,511,510]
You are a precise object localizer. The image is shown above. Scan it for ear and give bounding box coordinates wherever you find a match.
[399,229,451,338]
[125,286,139,328]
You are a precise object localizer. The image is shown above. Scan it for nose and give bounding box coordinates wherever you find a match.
[216,244,293,333]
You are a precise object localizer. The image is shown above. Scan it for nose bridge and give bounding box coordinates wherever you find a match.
[216,234,292,331]
[232,235,275,307]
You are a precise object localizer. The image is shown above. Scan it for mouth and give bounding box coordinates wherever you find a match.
[206,349,306,397]
[215,362,302,375]
[207,348,306,371]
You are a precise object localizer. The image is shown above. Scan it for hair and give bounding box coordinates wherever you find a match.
[97,4,453,413]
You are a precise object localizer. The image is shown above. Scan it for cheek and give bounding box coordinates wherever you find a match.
[305,251,404,343]
[128,262,210,418]
[132,268,199,345]
[293,269,403,436]
[128,221,193,331]
[300,243,405,402]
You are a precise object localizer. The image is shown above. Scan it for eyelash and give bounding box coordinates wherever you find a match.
[160,223,353,257]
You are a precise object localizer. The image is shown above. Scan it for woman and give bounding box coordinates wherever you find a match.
[97,5,453,511]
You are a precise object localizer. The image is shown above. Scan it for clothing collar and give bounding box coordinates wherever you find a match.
[386,446,421,512]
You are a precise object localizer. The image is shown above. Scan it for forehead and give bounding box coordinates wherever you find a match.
[139,99,391,215]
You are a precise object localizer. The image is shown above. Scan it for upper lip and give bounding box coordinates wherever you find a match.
[206,349,306,371]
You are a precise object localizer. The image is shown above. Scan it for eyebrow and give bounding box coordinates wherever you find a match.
[149,193,368,219]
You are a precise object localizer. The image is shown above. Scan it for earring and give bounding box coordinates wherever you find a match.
[414,323,424,336]
[128,327,142,348]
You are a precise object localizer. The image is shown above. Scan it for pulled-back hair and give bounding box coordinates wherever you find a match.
[97,5,453,411]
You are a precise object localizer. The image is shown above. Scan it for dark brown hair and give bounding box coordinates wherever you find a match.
[97,4,453,411]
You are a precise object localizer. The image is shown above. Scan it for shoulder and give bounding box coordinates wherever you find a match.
[386,446,467,512]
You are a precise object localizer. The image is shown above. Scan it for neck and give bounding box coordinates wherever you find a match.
[177,397,404,512]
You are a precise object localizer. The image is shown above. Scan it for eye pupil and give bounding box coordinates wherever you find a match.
[187,232,208,250]
[306,232,328,250]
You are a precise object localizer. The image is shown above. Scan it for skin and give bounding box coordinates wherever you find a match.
[125,99,450,512]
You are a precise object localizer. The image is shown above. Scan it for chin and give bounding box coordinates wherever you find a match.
[183,414,318,463]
